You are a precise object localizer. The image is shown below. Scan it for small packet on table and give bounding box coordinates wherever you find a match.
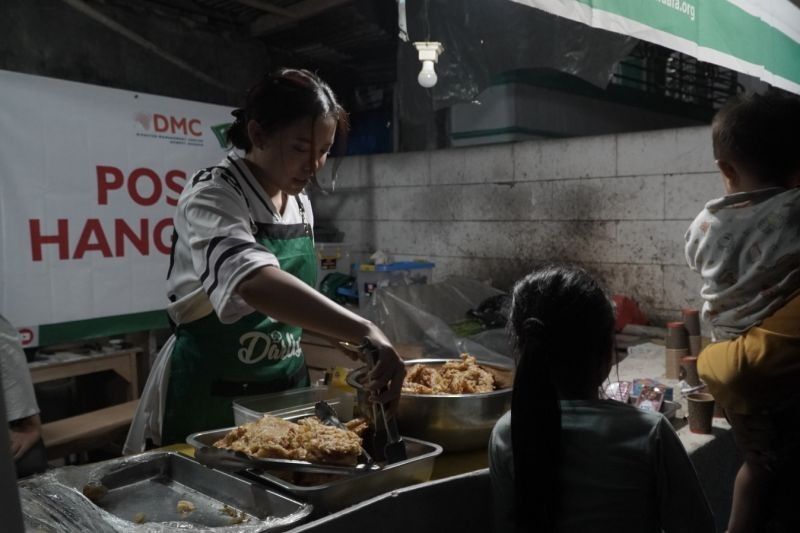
[632,378,673,401]
[604,381,632,403]
[635,385,665,413]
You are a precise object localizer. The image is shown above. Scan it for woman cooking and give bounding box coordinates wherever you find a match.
[125,68,405,451]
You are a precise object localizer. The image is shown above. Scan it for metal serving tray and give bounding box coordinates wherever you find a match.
[94,452,308,529]
[187,429,442,517]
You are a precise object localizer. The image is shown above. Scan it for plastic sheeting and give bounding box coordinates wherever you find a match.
[18,452,310,533]
[361,277,514,365]
[397,0,637,121]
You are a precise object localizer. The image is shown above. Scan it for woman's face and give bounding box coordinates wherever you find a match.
[248,115,337,196]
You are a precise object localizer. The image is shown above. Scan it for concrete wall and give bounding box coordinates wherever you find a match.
[312,125,724,324]
[450,83,703,147]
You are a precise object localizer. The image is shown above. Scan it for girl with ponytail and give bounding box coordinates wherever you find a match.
[489,265,714,532]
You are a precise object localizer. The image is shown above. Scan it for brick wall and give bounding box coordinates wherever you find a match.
[312,126,724,324]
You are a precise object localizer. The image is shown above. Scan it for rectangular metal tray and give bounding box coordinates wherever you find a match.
[187,429,442,517]
[95,451,308,528]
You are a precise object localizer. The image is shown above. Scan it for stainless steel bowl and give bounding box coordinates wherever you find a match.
[347,358,514,452]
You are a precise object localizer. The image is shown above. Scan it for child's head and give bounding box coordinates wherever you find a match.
[712,91,800,193]
[227,68,349,195]
[509,265,615,397]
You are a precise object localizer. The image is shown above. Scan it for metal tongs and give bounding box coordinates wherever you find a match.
[314,400,375,466]
[360,339,408,464]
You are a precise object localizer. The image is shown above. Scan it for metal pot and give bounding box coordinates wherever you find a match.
[347,358,513,452]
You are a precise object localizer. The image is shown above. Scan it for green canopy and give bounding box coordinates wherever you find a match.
[511,0,800,95]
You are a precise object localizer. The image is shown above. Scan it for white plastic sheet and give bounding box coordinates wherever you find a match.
[18,452,310,532]
[362,277,514,365]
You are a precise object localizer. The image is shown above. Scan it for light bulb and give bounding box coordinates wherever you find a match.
[417,59,437,88]
[413,41,443,89]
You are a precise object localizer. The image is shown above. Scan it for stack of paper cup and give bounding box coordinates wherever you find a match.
[665,322,689,379]
[681,355,701,387]
[682,308,702,356]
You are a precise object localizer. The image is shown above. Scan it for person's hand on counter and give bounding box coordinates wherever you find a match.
[9,414,41,460]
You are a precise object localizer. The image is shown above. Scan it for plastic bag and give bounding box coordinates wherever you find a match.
[362,277,514,366]
[18,452,310,532]
[398,0,637,121]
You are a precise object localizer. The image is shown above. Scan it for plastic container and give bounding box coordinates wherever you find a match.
[336,284,359,305]
[315,242,352,289]
[233,385,355,426]
[355,261,435,309]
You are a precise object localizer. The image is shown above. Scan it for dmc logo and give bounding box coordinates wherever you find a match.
[133,112,202,137]
[134,112,150,130]
[19,328,34,346]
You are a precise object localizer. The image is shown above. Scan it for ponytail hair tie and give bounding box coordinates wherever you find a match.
[523,317,547,335]
[519,316,549,363]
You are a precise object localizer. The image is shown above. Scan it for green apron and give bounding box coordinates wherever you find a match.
[162,197,316,445]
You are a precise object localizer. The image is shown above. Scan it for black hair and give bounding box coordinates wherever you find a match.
[712,91,800,186]
[226,68,349,178]
[507,265,615,531]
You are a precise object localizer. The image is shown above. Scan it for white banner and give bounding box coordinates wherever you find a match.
[0,69,234,331]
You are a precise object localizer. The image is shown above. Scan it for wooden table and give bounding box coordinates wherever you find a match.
[29,348,142,459]
[617,343,737,531]
[29,348,141,400]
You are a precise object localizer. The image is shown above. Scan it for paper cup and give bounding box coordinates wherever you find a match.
[665,347,688,379]
[681,308,701,336]
[680,356,701,387]
[666,321,689,350]
[687,392,715,434]
[688,335,702,356]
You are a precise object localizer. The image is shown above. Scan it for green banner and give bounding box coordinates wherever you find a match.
[513,0,800,94]
[39,310,168,346]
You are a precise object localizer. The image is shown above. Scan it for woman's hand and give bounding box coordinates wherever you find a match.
[237,266,407,408]
[9,414,41,460]
[363,326,406,411]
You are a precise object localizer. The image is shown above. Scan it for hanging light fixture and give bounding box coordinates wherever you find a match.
[413,41,444,88]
